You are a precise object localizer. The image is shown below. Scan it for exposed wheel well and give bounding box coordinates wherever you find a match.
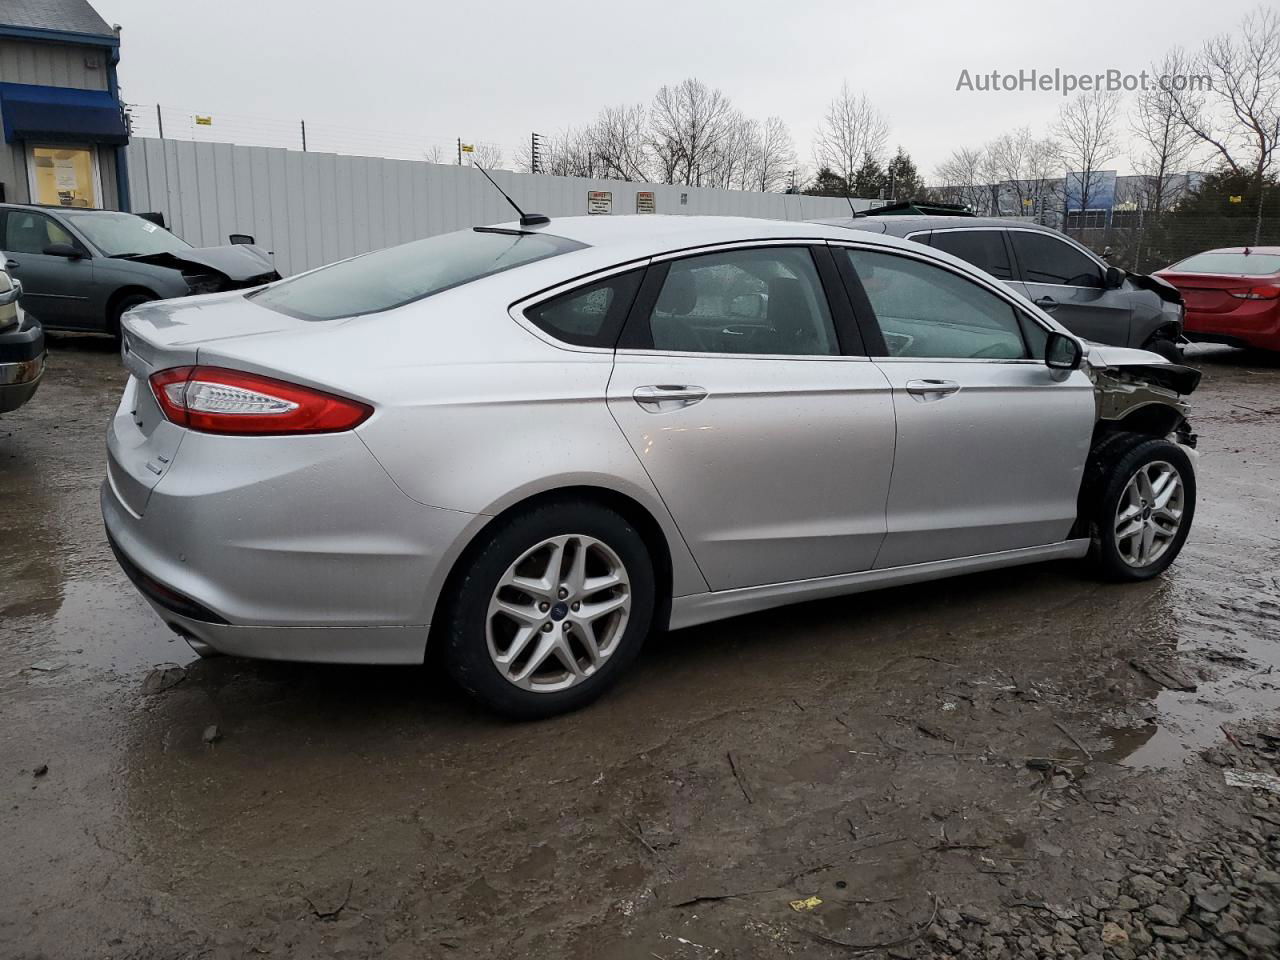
[426,486,675,661]
[105,286,160,336]
[1141,322,1181,346]
[1095,404,1186,443]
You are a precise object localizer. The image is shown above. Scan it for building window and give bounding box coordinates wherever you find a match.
[28,145,101,208]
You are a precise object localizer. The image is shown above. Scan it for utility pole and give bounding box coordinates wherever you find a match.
[530,132,544,174]
[300,120,307,152]
[156,103,164,139]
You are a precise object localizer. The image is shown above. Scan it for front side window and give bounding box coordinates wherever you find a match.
[843,249,1029,360]
[646,247,838,356]
[927,229,1014,280]
[525,269,643,347]
[1011,231,1103,287]
[60,211,192,258]
[252,227,586,321]
[3,212,75,255]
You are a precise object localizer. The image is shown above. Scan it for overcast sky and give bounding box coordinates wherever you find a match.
[96,0,1259,179]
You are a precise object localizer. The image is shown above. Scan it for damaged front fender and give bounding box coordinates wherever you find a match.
[1085,345,1199,443]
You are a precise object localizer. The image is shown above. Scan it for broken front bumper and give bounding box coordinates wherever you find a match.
[0,315,45,414]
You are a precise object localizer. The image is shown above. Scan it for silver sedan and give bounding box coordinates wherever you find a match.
[103,216,1200,717]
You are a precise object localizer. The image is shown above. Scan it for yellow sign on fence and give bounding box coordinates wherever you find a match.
[1229,195,1243,203]
[194,115,212,126]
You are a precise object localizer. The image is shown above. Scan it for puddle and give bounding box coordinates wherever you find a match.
[1100,623,1280,769]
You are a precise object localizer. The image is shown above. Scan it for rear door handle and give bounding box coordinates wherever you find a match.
[4,260,19,270]
[1034,296,1058,311]
[633,384,707,412]
[905,379,960,402]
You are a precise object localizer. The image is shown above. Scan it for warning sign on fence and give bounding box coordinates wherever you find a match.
[587,191,612,215]
[635,191,656,214]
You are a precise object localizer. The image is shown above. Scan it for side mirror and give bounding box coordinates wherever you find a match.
[1104,265,1125,289]
[43,243,84,259]
[228,233,255,246]
[1046,331,1083,371]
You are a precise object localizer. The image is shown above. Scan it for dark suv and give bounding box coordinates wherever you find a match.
[817,215,1185,360]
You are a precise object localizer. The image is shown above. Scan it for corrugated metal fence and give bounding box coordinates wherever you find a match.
[124,137,874,276]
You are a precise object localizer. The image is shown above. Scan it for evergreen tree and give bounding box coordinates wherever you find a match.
[803,166,850,197]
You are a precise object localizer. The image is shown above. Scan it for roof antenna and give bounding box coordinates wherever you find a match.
[472,163,550,227]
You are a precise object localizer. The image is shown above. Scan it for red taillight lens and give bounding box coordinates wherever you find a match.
[1228,285,1280,300]
[148,366,372,435]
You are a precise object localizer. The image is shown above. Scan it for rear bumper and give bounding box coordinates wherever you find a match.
[1184,302,1280,350]
[101,426,482,664]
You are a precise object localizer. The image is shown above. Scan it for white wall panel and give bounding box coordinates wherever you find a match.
[126,137,878,276]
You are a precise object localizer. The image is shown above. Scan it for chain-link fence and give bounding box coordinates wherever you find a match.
[1071,208,1278,274]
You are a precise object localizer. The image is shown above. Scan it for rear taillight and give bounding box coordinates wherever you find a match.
[1228,285,1280,300]
[148,366,372,435]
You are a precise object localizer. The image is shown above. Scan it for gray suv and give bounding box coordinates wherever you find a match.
[0,204,279,338]
[818,215,1185,360]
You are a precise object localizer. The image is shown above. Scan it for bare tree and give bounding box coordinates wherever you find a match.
[423,144,445,164]
[590,104,651,182]
[1023,136,1063,223]
[649,78,736,187]
[1170,5,1280,242]
[1055,90,1122,227]
[751,116,796,192]
[931,146,989,212]
[813,82,889,188]
[467,143,505,169]
[1131,49,1201,217]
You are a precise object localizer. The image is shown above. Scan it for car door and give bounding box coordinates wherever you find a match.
[833,242,1096,569]
[1007,229,1132,346]
[606,242,896,591]
[1,210,95,328]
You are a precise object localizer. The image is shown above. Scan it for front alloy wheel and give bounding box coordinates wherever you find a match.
[1112,461,1185,568]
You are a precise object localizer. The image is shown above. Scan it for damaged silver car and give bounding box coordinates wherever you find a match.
[104,216,1200,718]
[0,204,279,337]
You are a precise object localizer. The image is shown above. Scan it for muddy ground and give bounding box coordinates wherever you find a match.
[1,340,1278,960]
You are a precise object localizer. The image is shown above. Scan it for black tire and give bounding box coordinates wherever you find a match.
[108,292,156,339]
[1083,434,1196,582]
[440,499,655,719]
[1144,337,1183,363]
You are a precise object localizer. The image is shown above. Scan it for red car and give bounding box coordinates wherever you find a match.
[1155,247,1280,352]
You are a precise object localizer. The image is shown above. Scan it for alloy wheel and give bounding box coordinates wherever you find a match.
[1113,460,1184,567]
[486,534,631,693]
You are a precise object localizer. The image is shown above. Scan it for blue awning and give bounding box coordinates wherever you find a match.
[0,82,128,145]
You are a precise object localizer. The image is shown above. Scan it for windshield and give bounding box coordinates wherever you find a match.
[61,211,193,258]
[250,227,585,321]
[1168,251,1280,276]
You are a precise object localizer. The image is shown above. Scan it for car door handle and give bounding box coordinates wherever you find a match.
[633,384,707,411]
[905,379,960,402]
[1034,296,1058,311]
[4,260,18,270]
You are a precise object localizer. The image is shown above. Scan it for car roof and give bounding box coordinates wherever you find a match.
[507,214,858,246]
[1180,245,1280,255]
[0,202,114,215]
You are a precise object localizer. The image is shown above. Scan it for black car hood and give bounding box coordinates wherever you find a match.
[1127,270,1183,305]
[121,244,276,281]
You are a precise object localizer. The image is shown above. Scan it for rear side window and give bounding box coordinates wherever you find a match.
[524,269,643,347]
[844,249,1028,360]
[251,227,585,321]
[1010,231,1102,287]
[3,211,76,255]
[927,230,1013,280]
[1168,252,1280,276]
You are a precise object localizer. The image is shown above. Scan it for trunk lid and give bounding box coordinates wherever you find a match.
[107,291,327,516]
[1155,271,1277,315]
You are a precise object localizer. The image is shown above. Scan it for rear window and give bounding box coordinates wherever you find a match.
[1168,252,1280,276]
[250,227,585,320]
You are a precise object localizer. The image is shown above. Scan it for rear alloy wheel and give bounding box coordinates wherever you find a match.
[441,501,654,718]
[1087,437,1196,581]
